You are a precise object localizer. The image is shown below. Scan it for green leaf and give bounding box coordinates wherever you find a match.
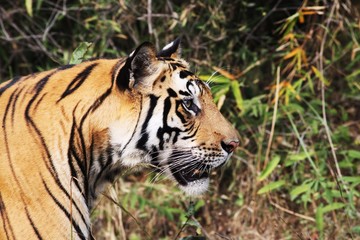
[285,151,314,166]
[186,219,201,228]
[290,183,311,200]
[312,66,330,86]
[70,42,92,64]
[194,199,205,211]
[315,207,324,236]
[348,150,360,159]
[258,155,281,181]
[231,80,243,111]
[342,176,360,185]
[351,226,360,235]
[322,202,346,213]
[25,0,33,17]
[257,180,285,194]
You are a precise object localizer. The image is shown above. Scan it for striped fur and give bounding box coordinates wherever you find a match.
[0,39,239,239]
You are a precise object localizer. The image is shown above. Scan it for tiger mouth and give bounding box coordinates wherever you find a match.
[171,164,210,186]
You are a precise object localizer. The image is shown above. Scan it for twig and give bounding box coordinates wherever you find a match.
[174,201,194,240]
[318,0,349,194]
[103,193,152,240]
[190,216,215,240]
[147,0,153,34]
[263,67,281,169]
[269,201,315,222]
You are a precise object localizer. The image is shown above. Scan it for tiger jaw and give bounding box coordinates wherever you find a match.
[161,150,232,195]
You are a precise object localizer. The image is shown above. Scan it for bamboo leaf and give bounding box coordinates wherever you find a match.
[322,202,346,213]
[342,176,360,184]
[283,47,300,60]
[257,180,285,194]
[231,81,243,111]
[285,151,314,166]
[25,0,33,17]
[311,66,330,86]
[258,155,281,181]
[316,207,324,235]
[348,150,360,159]
[290,183,311,200]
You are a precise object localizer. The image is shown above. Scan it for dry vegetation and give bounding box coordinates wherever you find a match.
[1,0,359,239]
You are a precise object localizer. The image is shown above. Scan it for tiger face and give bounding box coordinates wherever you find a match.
[109,39,239,195]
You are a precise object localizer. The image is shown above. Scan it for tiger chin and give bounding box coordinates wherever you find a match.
[0,38,239,239]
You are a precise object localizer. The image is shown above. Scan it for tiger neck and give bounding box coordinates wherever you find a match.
[67,93,145,209]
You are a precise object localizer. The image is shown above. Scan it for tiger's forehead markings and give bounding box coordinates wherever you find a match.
[156,57,187,71]
[183,79,208,96]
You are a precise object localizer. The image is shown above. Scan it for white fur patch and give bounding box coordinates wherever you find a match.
[129,50,135,57]
[109,120,144,167]
[162,41,174,51]
[179,178,209,195]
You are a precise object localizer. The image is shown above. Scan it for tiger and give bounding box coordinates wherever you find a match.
[0,38,239,239]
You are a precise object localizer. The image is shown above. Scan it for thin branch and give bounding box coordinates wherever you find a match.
[102,193,152,240]
[270,201,315,222]
[318,0,349,194]
[147,0,153,35]
[263,67,281,169]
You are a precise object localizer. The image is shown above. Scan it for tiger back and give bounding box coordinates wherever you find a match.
[0,39,239,239]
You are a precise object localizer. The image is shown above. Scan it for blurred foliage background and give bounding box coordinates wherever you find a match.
[1,0,360,239]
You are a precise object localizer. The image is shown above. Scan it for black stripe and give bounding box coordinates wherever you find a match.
[2,86,26,240]
[136,95,159,150]
[186,81,194,93]
[170,63,177,70]
[90,87,112,113]
[167,88,177,97]
[156,96,182,149]
[119,95,143,155]
[92,146,114,192]
[0,192,11,240]
[42,178,87,240]
[3,87,25,191]
[69,119,86,179]
[67,150,84,201]
[179,90,190,96]
[157,57,174,61]
[25,206,43,240]
[67,116,88,223]
[24,72,85,226]
[0,76,22,96]
[89,136,95,182]
[150,146,159,166]
[75,77,114,205]
[33,93,47,112]
[175,100,186,124]
[58,63,98,102]
[179,70,193,79]
[105,144,113,167]
[182,125,199,140]
[58,64,75,71]
[10,87,22,126]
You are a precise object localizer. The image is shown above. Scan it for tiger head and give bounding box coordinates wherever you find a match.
[109,39,239,195]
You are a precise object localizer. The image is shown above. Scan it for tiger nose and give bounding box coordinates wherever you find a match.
[221,140,239,154]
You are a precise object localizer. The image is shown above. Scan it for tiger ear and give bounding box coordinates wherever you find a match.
[157,37,181,58]
[116,42,157,91]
